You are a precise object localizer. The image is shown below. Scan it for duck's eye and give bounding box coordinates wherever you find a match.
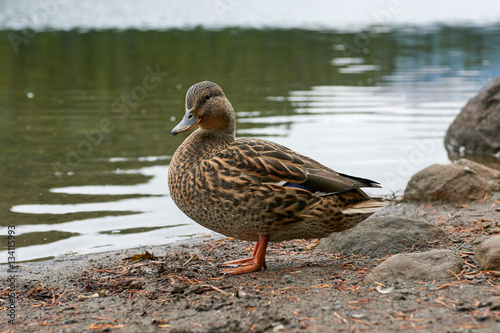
[204,94,211,101]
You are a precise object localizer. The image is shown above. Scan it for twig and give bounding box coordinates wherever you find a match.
[434,299,454,309]
[52,289,68,305]
[199,284,228,295]
[181,254,199,267]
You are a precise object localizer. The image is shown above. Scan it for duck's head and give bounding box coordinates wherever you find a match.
[171,81,235,136]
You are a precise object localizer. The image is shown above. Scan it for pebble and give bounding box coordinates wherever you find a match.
[350,313,365,319]
[284,275,294,284]
[237,288,248,298]
[273,324,286,333]
[464,274,475,280]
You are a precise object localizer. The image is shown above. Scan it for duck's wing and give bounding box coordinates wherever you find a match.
[212,138,380,194]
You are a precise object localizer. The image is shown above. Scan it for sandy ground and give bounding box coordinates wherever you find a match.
[2,200,500,333]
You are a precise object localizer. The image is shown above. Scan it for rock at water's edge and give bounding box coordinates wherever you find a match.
[444,75,500,157]
[403,161,491,202]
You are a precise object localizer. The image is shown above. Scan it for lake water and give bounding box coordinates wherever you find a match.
[1,6,500,262]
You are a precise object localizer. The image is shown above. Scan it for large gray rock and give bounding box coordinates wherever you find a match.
[444,75,500,158]
[403,160,491,202]
[364,250,463,284]
[475,236,500,271]
[318,216,448,256]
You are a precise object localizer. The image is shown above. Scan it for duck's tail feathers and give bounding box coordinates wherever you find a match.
[342,198,391,215]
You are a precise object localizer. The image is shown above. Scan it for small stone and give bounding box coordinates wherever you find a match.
[273,324,286,332]
[464,274,475,280]
[350,313,365,319]
[237,287,248,298]
[376,285,394,294]
[284,275,294,284]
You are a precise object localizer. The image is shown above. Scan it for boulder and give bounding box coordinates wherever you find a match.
[364,250,463,284]
[475,236,500,271]
[403,160,491,202]
[444,75,500,158]
[318,216,448,256]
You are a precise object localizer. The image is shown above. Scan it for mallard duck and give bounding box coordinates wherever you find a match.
[168,81,390,275]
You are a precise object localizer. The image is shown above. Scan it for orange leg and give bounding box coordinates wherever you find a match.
[221,235,269,275]
[221,241,260,266]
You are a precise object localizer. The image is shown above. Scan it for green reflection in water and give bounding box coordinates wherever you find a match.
[0,27,498,233]
[0,230,78,248]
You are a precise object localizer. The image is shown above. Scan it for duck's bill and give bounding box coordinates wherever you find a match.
[171,108,200,135]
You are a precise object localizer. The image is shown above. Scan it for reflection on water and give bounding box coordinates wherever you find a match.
[253,81,473,197]
[1,26,499,262]
[9,164,208,261]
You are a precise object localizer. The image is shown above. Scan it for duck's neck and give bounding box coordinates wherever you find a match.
[179,127,235,162]
[197,126,235,147]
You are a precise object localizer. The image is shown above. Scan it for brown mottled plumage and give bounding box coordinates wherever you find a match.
[168,81,390,274]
